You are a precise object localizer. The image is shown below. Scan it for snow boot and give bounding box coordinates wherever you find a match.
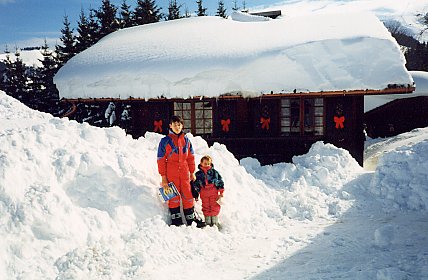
[205,216,212,226]
[211,216,219,225]
[211,216,222,230]
[184,207,206,228]
[194,218,207,228]
[169,207,183,226]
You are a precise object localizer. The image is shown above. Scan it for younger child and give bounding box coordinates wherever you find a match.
[192,155,224,227]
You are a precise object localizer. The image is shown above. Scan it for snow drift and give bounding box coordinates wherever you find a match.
[370,130,428,211]
[0,89,282,278]
[2,89,428,279]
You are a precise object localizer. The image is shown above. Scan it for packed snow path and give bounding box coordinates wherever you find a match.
[248,172,428,279]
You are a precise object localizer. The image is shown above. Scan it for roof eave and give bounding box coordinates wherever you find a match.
[61,86,416,103]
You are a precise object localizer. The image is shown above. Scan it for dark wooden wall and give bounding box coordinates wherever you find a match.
[325,96,365,165]
[364,96,428,138]
[68,95,366,166]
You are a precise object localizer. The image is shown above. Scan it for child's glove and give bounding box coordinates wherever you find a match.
[190,181,200,200]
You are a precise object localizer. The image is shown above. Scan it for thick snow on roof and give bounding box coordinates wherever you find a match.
[54,12,413,100]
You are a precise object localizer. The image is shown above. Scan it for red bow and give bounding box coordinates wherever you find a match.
[260,117,270,130]
[221,119,230,132]
[334,116,345,129]
[154,120,163,133]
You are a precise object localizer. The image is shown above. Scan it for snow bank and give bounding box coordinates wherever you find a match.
[0,89,51,130]
[0,90,282,278]
[2,89,428,278]
[54,12,412,99]
[370,136,428,211]
[241,142,363,220]
[364,126,428,170]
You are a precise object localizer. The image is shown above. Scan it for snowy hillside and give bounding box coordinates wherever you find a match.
[1,90,428,279]
[0,49,43,68]
[255,0,428,42]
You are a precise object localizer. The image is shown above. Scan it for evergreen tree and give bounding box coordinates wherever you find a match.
[75,8,92,53]
[0,46,9,92]
[133,0,162,25]
[55,15,76,67]
[183,5,191,18]
[0,54,13,94]
[423,12,428,25]
[196,0,207,16]
[232,0,239,12]
[0,70,5,93]
[216,0,227,18]
[119,0,134,28]
[405,41,428,71]
[27,64,43,110]
[3,50,30,103]
[420,12,428,36]
[96,0,120,39]
[167,0,181,20]
[388,25,428,72]
[241,1,248,13]
[37,40,60,114]
[13,52,29,101]
[88,8,101,45]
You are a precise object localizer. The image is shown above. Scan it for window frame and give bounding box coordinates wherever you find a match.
[280,97,324,136]
[173,100,213,136]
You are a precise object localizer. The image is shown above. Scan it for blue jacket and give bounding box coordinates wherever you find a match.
[192,164,224,197]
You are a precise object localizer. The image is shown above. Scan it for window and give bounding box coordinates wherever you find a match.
[173,102,192,129]
[174,101,213,135]
[280,97,324,136]
[312,98,324,135]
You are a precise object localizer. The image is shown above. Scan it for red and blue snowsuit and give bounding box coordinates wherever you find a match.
[193,164,224,217]
[157,131,195,210]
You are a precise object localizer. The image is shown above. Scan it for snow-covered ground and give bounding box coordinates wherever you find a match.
[1,90,428,279]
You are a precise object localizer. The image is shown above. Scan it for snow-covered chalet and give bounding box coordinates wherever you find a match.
[54,12,414,165]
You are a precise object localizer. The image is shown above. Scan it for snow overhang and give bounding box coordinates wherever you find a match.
[54,12,413,100]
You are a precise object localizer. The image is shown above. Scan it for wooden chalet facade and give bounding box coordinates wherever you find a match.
[364,95,428,138]
[55,14,416,166]
[63,87,414,166]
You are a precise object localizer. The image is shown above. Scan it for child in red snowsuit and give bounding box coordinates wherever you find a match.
[157,116,203,227]
[192,155,224,227]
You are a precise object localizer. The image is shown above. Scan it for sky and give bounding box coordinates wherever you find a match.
[0,0,281,50]
[1,85,428,278]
